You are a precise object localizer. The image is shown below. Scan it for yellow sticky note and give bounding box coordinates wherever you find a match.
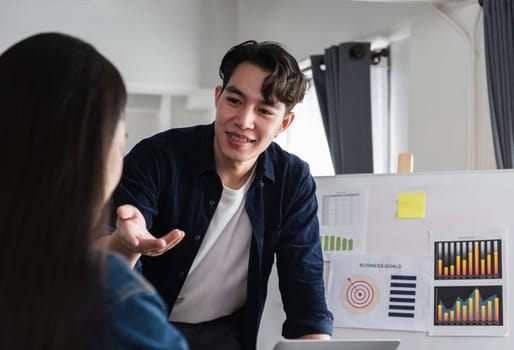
[397,192,425,219]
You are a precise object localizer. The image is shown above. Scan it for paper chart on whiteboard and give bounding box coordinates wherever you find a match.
[317,189,366,258]
[327,253,432,332]
[429,230,509,337]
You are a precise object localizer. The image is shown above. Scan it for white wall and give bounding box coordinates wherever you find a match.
[236,0,422,59]
[124,91,216,152]
[473,11,496,170]
[0,0,233,152]
[389,32,411,173]
[0,0,236,91]
[408,6,470,171]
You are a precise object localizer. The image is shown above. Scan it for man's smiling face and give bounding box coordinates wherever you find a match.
[213,62,294,171]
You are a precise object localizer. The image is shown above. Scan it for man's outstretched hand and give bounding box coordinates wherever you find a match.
[108,204,185,265]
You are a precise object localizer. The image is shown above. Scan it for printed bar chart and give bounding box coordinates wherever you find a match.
[434,286,502,326]
[434,239,502,279]
[319,191,364,255]
[320,235,355,252]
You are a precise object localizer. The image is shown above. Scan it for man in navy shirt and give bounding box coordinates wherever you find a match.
[104,40,333,350]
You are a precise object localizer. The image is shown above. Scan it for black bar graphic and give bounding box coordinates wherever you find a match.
[391,282,416,288]
[391,275,417,280]
[389,305,415,310]
[388,274,418,319]
[388,312,415,318]
[390,297,415,303]
[390,290,416,296]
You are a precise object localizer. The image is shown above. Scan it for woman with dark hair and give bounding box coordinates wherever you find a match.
[0,32,188,350]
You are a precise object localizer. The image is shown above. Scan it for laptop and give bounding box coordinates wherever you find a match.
[273,339,400,350]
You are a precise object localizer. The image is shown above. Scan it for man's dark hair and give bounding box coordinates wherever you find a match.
[219,40,307,112]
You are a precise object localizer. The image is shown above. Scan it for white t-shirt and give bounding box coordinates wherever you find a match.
[169,174,254,323]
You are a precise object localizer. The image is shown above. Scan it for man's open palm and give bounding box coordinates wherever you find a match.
[115,204,184,256]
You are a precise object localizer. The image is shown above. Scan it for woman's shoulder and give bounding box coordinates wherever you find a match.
[104,252,155,303]
[100,252,189,350]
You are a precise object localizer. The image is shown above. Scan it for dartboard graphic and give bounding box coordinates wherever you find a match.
[341,274,380,314]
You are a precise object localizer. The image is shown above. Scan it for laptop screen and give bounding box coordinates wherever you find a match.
[273,339,400,350]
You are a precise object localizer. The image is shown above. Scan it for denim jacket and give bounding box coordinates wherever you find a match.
[112,123,333,349]
[92,252,188,350]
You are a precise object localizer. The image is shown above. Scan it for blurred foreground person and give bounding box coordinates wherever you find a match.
[0,32,188,350]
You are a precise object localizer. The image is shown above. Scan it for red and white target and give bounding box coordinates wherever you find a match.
[341,275,379,314]
[346,279,374,308]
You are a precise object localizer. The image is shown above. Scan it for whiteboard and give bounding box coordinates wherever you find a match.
[257,169,514,350]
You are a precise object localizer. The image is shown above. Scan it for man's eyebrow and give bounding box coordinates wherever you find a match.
[261,99,278,109]
[225,85,278,109]
[225,86,245,97]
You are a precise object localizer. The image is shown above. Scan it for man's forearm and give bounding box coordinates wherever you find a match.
[298,334,331,340]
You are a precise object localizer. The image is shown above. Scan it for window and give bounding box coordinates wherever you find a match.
[276,45,391,175]
[370,43,391,173]
[274,70,335,176]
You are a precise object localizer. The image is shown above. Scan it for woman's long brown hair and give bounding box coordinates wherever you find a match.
[0,32,126,349]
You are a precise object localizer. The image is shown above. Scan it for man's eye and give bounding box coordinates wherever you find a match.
[258,108,273,115]
[227,97,241,105]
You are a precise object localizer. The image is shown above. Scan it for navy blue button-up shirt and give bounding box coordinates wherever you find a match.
[111,123,333,349]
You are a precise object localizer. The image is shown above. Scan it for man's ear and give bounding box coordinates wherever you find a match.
[214,85,223,106]
[277,112,295,136]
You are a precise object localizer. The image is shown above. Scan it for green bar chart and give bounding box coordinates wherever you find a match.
[320,235,355,252]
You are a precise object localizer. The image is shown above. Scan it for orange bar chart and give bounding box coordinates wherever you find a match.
[435,239,502,279]
[434,286,502,326]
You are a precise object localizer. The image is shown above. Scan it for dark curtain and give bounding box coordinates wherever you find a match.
[483,0,514,168]
[311,42,373,174]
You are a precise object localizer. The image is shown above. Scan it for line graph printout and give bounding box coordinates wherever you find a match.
[429,230,509,336]
[317,190,366,257]
[327,253,431,331]
[434,286,503,326]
